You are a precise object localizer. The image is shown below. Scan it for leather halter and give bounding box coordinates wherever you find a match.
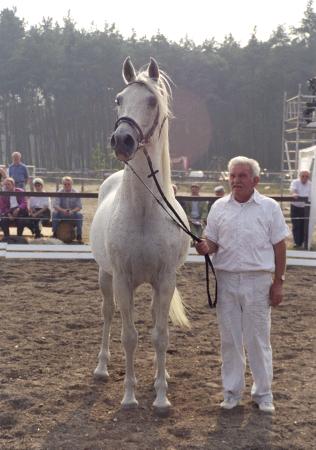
[113,81,166,149]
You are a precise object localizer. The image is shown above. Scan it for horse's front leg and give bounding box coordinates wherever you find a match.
[151,276,175,412]
[114,274,138,408]
[94,269,114,380]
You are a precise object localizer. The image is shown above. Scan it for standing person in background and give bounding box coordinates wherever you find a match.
[208,185,226,210]
[290,170,311,249]
[52,176,83,243]
[0,166,7,185]
[196,156,289,414]
[184,183,207,239]
[28,178,51,238]
[0,177,29,236]
[214,185,225,197]
[8,151,29,189]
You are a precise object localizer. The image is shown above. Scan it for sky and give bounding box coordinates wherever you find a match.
[0,0,309,46]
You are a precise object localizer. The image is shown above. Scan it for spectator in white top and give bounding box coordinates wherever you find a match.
[290,170,311,248]
[29,177,51,238]
[196,156,289,414]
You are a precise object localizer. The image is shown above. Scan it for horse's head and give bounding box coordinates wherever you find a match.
[111,57,169,162]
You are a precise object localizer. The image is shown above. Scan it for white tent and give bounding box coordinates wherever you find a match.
[298,146,316,249]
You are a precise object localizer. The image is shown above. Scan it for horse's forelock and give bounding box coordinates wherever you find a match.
[136,69,173,119]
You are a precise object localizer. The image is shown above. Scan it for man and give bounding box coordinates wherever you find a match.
[196,156,289,413]
[214,185,225,197]
[52,176,83,242]
[8,151,29,189]
[290,170,311,248]
[0,177,29,236]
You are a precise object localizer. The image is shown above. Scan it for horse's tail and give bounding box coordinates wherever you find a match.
[169,287,190,329]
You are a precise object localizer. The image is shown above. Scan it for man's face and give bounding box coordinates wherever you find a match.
[229,164,259,200]
[300,171,309,184]
[3,180,14,191]
[191,186,200,196]
[12,153,21,164]
[63,180,72,192]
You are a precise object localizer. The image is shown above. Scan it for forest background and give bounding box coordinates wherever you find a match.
[0,1,316,172]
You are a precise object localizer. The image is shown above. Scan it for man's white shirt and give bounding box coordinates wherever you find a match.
[290,179,311,208]
[204,190,289,272]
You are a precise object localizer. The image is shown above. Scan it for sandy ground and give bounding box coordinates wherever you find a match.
[0,260,315,450]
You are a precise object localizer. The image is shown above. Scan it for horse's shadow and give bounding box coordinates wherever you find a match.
[40,375,169,450]
[206,403,273,450]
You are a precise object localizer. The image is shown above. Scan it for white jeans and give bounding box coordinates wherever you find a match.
[216,270,273,404]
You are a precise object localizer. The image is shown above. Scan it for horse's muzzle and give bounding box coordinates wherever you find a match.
[111,124,139,161]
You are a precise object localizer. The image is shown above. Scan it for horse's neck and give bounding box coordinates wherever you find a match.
[121,143,170,209]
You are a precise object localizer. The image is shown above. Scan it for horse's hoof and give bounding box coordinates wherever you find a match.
[153,405,171,417]
[93,368,109,381]
[121,400,139,410]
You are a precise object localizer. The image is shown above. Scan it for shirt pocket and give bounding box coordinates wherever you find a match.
[246,217,270,249]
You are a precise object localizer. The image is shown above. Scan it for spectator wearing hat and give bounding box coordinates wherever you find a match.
[214,185,225,197]
[28,178,51,238]
[183,184,208,239]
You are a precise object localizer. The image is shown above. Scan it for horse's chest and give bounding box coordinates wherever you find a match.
[108,212,177,276]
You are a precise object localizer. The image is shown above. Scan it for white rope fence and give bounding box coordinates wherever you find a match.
[1,243,316,266]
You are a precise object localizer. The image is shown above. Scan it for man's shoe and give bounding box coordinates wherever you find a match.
[258,401,275,413]
[76,235,83,244]
[52,232,57,239]
[220,398,239,410]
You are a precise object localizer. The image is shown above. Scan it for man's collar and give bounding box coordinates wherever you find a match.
[229,189,262,205]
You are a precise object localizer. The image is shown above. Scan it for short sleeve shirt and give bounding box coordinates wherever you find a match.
[204,190,289,272]
[53,188,82,211]
[29,195,51,210]
[290,179,311,207]
[8,163,29,188]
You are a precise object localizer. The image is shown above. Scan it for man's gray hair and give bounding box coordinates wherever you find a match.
[228,156,261,178]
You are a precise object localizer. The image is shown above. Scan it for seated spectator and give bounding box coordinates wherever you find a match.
[28,177,51,238]
[52,176,83,243]
[0,177,29,237]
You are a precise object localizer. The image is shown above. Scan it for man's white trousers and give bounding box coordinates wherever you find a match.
[216,270,273,404]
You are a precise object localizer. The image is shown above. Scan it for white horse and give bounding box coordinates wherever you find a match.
[90,57,190,412]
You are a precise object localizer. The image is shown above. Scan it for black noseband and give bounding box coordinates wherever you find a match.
[114,116,144,144]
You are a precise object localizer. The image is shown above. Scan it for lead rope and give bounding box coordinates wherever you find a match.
[125,151,217,308]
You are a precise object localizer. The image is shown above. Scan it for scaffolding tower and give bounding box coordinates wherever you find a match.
[282,84,316,179]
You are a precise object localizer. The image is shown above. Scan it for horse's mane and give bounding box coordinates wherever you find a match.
[135,67,174,201]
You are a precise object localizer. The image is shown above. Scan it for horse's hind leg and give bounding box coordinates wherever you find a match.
[94,269,114,380]
[151,276,175,411]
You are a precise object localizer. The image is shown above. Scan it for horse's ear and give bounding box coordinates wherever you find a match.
[122,56,136,84]
[148,57,159,81]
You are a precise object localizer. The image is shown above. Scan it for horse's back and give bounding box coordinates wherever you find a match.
[90,170,123,272]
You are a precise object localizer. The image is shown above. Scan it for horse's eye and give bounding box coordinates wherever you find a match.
[148,96,157,108]
[115,95,122,106]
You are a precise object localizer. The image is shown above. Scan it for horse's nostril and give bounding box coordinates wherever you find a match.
[124,134,134,149]
[110,134,116,148]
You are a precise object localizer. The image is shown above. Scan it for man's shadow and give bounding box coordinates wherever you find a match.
[206,403,273,449]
